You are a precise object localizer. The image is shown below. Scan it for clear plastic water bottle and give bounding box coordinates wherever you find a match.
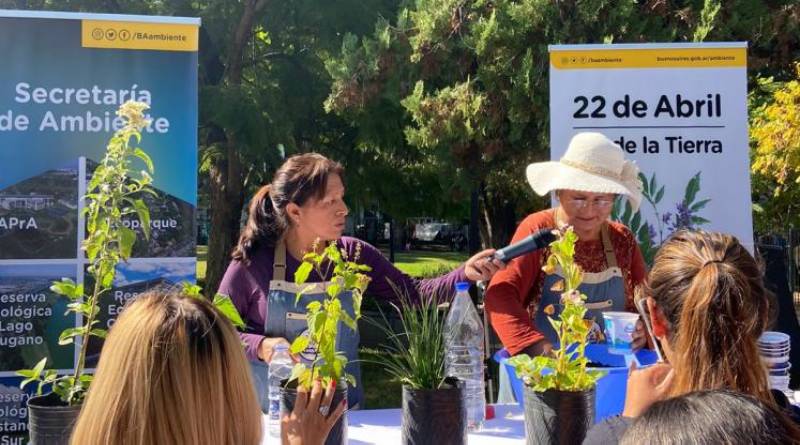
[445,281,486,431]
[268,343,293,438]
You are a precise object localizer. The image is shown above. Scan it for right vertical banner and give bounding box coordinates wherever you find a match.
[549,43,751,262]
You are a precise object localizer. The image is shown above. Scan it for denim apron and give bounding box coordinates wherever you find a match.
[249,240,363,411]
[534,223,626,345]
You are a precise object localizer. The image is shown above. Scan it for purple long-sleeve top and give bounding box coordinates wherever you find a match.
[218,236,469,361]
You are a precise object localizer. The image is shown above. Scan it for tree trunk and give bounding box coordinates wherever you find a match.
[392,218,406,251]
[480,187,518,249]
[206,155,245,294]
[204,0,270,295]
[469,186,481,254]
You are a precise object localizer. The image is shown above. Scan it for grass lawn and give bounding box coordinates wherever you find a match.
[360,348,403,409]
[377,248,468,277]
[196,245,467,280]
[196,245,207,281]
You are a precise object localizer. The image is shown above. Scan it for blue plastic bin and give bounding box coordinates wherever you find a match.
[494,344,658,423]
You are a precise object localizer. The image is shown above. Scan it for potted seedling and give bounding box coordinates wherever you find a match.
[285,241,371,445]
[508,227,605,445]
[369,288,465,445]
[17,101,154,445]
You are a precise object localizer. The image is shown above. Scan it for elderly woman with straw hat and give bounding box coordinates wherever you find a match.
[485,132,648,360]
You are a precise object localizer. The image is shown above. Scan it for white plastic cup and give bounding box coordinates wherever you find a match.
[770,375,791,390]
[603,311,640,355]
[759,331,790,346]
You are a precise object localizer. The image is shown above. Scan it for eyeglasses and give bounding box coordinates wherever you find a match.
[563,197,615,210]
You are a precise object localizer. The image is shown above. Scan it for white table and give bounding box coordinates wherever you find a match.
[262,404,525,444]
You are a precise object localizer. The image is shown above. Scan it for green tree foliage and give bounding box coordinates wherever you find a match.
[195,0,402,294]
[325,0,800,246]
[750,66,800,233]
[4,0,798,276]
[1,0,403,293]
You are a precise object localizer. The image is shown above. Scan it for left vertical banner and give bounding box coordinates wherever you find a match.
[0,10,199,441]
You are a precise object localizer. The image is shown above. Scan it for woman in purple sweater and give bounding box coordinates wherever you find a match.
[218,153,503,410]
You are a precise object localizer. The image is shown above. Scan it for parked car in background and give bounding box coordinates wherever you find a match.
[412,222,467,251]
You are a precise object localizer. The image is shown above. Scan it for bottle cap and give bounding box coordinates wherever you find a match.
[485,404,495,420]
[274,343,289,351]
[455,282,470,293]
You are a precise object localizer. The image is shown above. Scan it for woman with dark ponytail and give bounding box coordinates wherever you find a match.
[218,153,504,410]
[584,230,799,444]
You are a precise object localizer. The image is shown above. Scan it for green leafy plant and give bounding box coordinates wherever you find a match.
[750,66,800,233]
[289,241,372,389]
[508,227,605,392]
[181,282,246,330]
[367,286,447,390]
[17,101,155,405]
[613,171,711,266]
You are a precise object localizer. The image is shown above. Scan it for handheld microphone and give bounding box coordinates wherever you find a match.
[492,229,557,263]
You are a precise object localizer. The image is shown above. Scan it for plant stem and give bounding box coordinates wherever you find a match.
[647,197,664,245]
[71,257,105,404]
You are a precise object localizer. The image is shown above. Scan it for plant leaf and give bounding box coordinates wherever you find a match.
[133,147,154,173]
[181,282,203,298]
[637,224,650,244]
[690,198,711,212]
[641,172,650,195]
[212,293,245,329]
[339,310,357,331]
[59,327,85,345]
[621,200,632,224]
[133,199,151,240]
[655,186,665,204]
[294,262,313,285]
[291,335,310,355]
[288,363,307,384]
[89,328,107,339]
[119,226,137,259]
[684,172,701,204]
[51,278,83,300]
[630,211,641,233]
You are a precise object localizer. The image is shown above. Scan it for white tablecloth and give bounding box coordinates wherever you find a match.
[262,404,525,444]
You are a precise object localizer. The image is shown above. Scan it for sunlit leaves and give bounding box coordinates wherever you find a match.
[512,227,604,392]
[23,101,156,406]
[288,239,372,389]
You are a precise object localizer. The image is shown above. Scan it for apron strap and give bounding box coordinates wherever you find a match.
[273,239,287,282]
[601,224,619,269]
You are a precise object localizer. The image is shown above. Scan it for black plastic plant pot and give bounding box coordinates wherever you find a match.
[522,385,595,445]
[401,378,465,445]
[280,380,348,445]
[27,392,82,445]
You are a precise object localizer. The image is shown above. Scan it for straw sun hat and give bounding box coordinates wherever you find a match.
[526,132,643,211]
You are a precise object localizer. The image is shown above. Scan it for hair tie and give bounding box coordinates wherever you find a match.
[702,259,725,268]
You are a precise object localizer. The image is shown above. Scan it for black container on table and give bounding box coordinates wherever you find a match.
[522,385,595,445]
[280,380,348,445]
[401,377,465,445]
[28,392,82,445]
